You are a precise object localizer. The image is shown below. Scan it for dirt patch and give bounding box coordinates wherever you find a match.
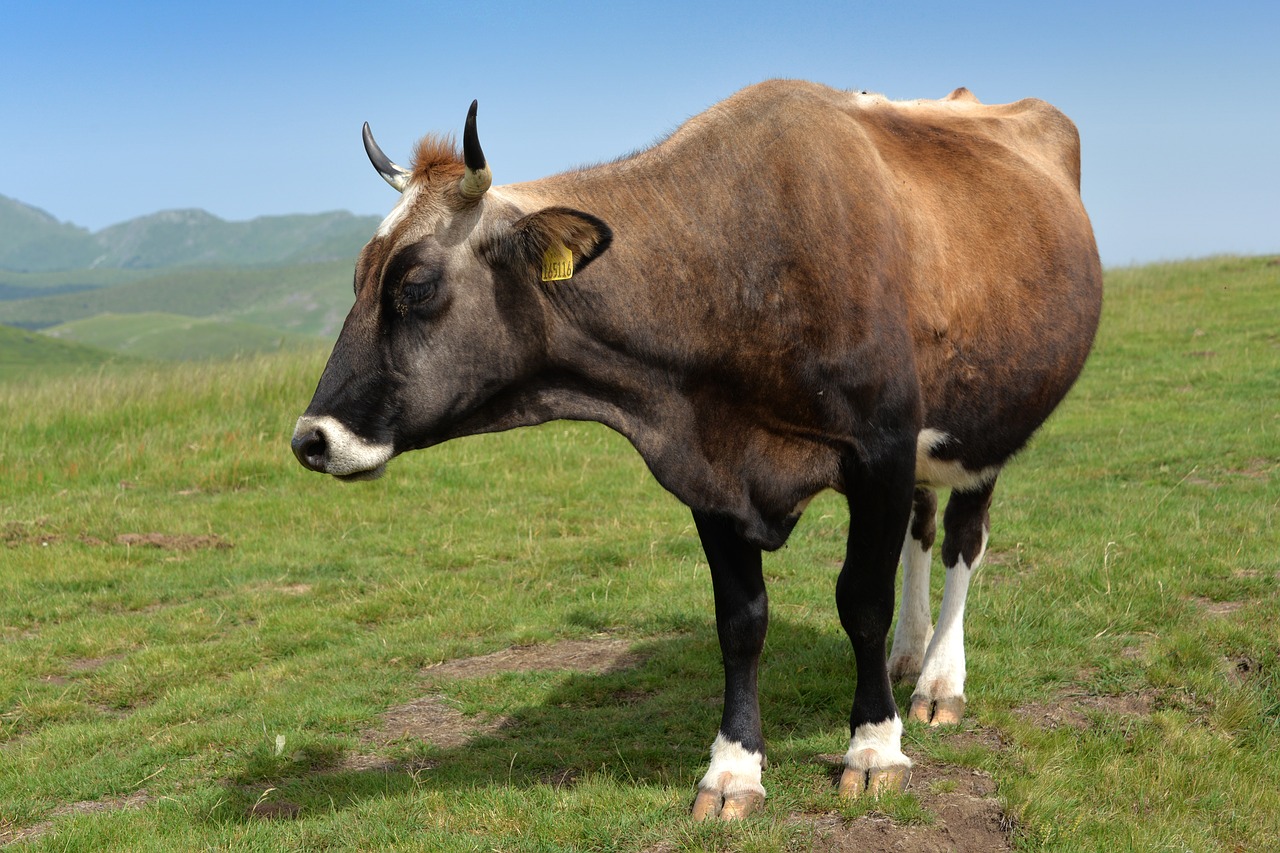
[366,694,507,752]
[2,520,62,548]
[115,533,232,551]
[800,750,1010,852]
[1,524,233,552]
[421,637,641,680]
[0,791,152,846]
[1187,596,1245,616]
[1014,690,1155,731]
[338,638,644,771]
[1227,656,1259,685]
[1228,458,1275,480]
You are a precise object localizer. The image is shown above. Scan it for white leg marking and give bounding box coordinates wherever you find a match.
[844,716,911,772]
[913,528,988,708]
[698,733,765,798]
[293,414,394,478]
[889,535,934,680]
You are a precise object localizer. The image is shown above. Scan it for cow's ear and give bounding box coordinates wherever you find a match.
[509,207,613,280]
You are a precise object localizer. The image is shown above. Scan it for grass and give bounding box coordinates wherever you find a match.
[0,255,1277,850]
[0,323,125,380]
[0,261,354,338]
[42,312,317,361]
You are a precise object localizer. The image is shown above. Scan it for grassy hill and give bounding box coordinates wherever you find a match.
[43,312,318,361]
[87,209,380,270]
[0,321,124,380]
[0,261,354,338]
[0,194,374,360]
[0,266,160,300]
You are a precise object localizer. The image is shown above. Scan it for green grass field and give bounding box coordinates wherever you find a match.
[0,324,125,380]
[43,313,316,362]
[0,261,353,339]
[1,256,1276,850]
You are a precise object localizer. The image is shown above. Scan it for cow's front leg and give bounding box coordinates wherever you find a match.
[836,444,916,797]
[690,511,768,821]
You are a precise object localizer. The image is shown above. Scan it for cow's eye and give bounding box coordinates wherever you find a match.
[399,267,442,311]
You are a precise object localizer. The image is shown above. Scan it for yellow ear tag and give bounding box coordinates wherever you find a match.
[541,243,574,282]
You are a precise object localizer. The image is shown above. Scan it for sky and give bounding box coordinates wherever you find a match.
[2,0,1276,267]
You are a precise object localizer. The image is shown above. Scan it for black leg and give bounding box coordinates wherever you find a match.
[835,442,917,795]
[690,510,769,820]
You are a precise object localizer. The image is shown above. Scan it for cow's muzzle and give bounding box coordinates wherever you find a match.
[291,415,392,481]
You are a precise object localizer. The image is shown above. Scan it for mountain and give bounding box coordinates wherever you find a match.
[0,196,101,271]
[0,194,380,272]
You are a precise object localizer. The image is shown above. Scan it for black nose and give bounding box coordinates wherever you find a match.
[291,426,329,472]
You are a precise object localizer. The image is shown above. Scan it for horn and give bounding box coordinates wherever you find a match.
[362,122,411,192]
[459,100,492,199]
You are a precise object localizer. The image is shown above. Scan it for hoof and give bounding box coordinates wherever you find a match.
[692,787,764,821]
[837,763,911,798]
[908,694,965,726]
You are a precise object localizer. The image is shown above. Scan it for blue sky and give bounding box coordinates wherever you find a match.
[2,0,1276,266]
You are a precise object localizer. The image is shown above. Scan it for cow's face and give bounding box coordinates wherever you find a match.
[291,103,610,480]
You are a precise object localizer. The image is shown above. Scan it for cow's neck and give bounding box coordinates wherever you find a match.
[504,173,843,550]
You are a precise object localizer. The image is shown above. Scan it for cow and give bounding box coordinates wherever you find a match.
[291,80,1102,820]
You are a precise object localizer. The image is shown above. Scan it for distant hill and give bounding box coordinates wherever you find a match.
[43,312,319,361]
[0,261,354,337]
[0,193,380,272]
[0,321,123,379]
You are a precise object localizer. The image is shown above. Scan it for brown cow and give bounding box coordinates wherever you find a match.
[291,80,1102,820]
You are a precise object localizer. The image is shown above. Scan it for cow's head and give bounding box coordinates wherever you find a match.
[291,102,612,480]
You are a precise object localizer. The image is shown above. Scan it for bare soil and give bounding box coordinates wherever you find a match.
[349,637,642,761]
[1014,690,1156,731]
[800,758,1010,851]
[1,522,232,552]
[420,637,641,680]
[0,791,153,846]
[114,532,232,551]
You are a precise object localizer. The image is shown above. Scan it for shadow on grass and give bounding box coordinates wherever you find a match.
[214,617,917,822]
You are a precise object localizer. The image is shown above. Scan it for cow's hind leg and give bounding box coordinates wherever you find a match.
[691,511,769,821]
[836,441,917,797]
[908,481,995,726]
[888,487,938,683]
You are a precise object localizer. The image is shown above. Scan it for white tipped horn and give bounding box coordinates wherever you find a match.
[362,122,411,192]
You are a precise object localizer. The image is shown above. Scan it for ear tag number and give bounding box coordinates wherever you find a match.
[541,243,574,282]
